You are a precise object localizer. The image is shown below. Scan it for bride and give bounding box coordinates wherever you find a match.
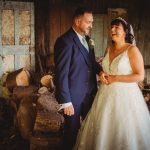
[74,17,150,150]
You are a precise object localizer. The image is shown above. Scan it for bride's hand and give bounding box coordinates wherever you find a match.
[107,75,117,84]
[99,71,109,84]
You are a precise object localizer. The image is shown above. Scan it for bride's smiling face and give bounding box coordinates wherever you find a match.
[110,23,126,42]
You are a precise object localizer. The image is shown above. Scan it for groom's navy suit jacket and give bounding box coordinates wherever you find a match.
[54,28,102,106]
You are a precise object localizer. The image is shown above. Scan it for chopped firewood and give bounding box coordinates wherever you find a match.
[36,92,60,112]
[16,69,30,87]
[34,111,64,133]
[6,68,22,91]
[13,85,39,99]
[30,135,62,150]
[38,87,49,94]
[0,72,8,86]
[40,75,54,90]
[17,97,37,140]
[6,68,30,92]
[2,87,12,99]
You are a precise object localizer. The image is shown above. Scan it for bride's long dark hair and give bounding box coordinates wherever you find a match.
[111,18,135,45]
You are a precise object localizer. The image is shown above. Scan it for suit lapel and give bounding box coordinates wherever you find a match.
[86,35,96,65]
[69,28,91,68]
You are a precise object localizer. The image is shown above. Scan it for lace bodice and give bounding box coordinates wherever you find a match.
[102,49,133,75]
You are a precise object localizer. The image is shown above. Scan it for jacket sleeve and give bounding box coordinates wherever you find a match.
[91,48,103,74]
[95,60,103,74]
[54,37,72,103]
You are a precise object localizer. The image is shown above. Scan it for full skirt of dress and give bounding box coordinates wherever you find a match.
[74,82,150,150]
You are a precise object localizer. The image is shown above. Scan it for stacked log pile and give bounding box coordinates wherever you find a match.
[13,86,39,101]
[6,68,30,92]
[6,69,65,149]
[0,68,64,150]
[30,91,64,150]
[17,96,37,140]
[1,68,39,107]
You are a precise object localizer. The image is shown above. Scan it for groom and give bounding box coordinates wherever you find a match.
[54,7,104,150]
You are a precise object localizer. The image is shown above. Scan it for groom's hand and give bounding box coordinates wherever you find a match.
[99,71,109,84]
[64,105,74,116]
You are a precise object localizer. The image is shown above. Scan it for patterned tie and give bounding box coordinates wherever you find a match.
[82,37,89,52]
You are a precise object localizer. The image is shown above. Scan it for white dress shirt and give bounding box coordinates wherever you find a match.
[73,28,89,51]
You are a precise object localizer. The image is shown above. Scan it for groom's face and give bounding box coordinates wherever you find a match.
[76,13,93,36]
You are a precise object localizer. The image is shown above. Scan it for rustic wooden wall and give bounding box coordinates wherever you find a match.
[2,0,149,81]
[34,0,150,81]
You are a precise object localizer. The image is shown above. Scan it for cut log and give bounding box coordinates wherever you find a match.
[34,111,64,134]
[17,96,37,140]
[16,69,30,86]
[40,75,54,90]
[30,135,62,150]
[6,68,23,91]
[38,87,49,94]
[13,85,39,99]
[6,68,30,92]
[36,92,60,112]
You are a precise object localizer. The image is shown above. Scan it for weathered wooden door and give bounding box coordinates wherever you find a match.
[0,1,34,76]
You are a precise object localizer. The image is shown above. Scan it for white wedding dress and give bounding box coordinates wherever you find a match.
[74,48,150,150]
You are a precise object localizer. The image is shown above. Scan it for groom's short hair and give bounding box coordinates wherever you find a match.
[73,7,92,19]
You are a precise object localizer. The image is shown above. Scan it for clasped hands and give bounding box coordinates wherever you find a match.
[99,71,116,85]
[63,72,115,116]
